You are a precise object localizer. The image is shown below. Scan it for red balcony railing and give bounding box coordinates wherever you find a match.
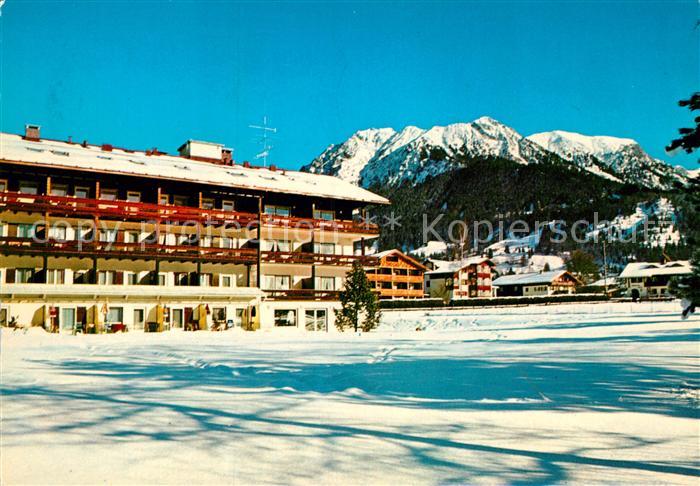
[264,289,341,301]
[0,236,378,266]
[0,191,379,234]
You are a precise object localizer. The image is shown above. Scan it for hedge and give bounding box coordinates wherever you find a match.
[380,294,610,310]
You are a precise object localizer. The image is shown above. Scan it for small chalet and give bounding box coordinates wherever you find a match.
[619,260,692,299]
[492,270,581,297]
[365,249,428,299]
[424,256,495,300]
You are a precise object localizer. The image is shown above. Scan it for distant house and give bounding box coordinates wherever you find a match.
[424,256,495,300]
[619,260,692,299]
[365,250,427,299]
[492,270,581,297]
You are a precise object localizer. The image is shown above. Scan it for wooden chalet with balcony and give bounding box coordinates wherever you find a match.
[365,249,427,299]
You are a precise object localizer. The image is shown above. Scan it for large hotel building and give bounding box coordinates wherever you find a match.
[0,125,388,333]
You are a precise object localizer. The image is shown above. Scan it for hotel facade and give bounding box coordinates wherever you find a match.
[0,125,388,333]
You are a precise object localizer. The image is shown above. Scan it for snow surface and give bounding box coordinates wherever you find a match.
[2,301,698,484]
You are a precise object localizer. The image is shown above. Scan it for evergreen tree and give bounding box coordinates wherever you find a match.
[335,261,381,332]
[566,250,600,283]
[667,92,700,308]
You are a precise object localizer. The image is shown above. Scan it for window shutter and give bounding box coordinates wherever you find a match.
[6,268,15,283]
[115,271,124,285]
[212,274,220,287]
[7,225,17,237]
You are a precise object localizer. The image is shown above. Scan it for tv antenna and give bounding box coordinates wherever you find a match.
[249,116,277,167]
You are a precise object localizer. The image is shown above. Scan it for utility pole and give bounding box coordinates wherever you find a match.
[603,237,609,296]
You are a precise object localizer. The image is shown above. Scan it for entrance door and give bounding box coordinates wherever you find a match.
[60,308,76,333]
[172,309,184,329]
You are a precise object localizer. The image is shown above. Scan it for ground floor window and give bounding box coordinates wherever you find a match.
[305,309,327,332]
[212,307,226,323]
[274,309,297,327]
[172,308,184,328]
[133,308,145,330]
[234,308,244,328]
[106,307,123,324]
[0,308,7,326]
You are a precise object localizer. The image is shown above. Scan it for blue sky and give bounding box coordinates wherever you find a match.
[1,1,698,170]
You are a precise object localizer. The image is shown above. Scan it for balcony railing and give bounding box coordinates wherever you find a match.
[367,273,424,283]
[264,289,341,301]
[0,191,379,234]
[0,236,378,266]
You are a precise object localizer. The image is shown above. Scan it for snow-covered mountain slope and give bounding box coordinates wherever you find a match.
[527,130,687,190]
[303,117,687,190]
[303,117,551,186]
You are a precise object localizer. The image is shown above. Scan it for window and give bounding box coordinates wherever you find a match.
[17,224,36,239]
[127,273,139,285]
[0,179,7,192]
[50,184,68,197]
[73,270,89,284]
[158,273,166,286]
[313,209,334,221]
[172,309,184,328]
[316,276,335,291]
[100,188,118,201]
[234,308,244,328]
[19,181,38,195]
[220,237,235,249]
[212,307,226,323]
[126,191,141,202]
[200,274,211,287]
[48,225,67,240]
[262,239,291,252]
[97,271,116,285]
[99,229,118,243]
[46,269,65,284]
[16,268,35,284]
[133,309,145,331]
[274,309,297,327]
[159,193,170,205]
[263,275,290,290]
[313,242,335,255]
[221,275,235,287]
[305,309,327,332]
[264,205,291,217]
[0,308,7,326]
[173,195,188,206]
[74,186,89,199]
[222,200,235,212]
[175,273,189,286]
[201,198,214,210]
[125,231,140,244]
[106,307,123,324]
[200,236,212,248]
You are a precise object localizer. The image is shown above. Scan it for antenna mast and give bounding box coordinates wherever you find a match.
[249,116,277,167]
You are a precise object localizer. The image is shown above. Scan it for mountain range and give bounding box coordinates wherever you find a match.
[302,116,690,190]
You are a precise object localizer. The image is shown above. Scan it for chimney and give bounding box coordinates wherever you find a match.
[24,124,41,141]
[269,164,277,172]
[222,148,233,165]
[243,161,251,168]
[101,144,113,152]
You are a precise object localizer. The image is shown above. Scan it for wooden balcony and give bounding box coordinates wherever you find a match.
[367,273,424,283]
[378,289,425,298]
[0,191,379,234]
[0,236,378,266]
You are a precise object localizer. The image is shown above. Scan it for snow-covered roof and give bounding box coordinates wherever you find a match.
[619,261,692,279]
[374,249,428,270]
[425,256,492,275]
[492,270,572,287]
[0,133,389,205]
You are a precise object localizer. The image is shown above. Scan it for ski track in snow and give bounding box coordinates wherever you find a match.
[1,300,699,484]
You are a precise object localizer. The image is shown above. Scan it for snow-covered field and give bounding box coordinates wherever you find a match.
[2,301,698,484]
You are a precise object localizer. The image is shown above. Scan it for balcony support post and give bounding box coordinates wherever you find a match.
[42,254,48,284]
[256,196,262,288]
[196,260,202,286]
[153,259,160,285]
[91,257,98,284]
